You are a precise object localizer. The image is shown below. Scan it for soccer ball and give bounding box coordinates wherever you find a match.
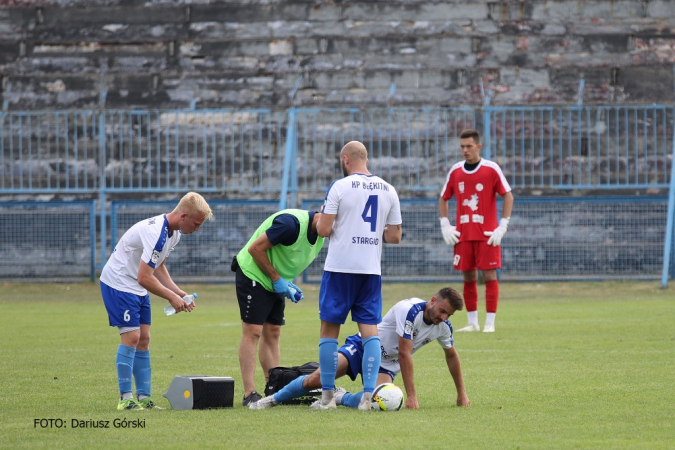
[371,383,404,411]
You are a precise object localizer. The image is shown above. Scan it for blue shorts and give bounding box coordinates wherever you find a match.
[338,334,396,382]
[319,271,382,325]
[100,281,151,327]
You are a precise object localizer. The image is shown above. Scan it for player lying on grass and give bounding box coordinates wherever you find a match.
[249,287,470,410]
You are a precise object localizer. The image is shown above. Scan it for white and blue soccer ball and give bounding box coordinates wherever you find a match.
[371,383,404,411]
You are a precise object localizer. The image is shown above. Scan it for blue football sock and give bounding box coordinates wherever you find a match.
[341,391,363,409]
[132,350,151,397]
[361,336,381,394]
[274,375,310,404]
[116,344,136,396]
[319,338,339,391]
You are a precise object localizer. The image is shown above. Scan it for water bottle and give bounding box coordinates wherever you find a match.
[288,287,303,302]
[164,293,198,316]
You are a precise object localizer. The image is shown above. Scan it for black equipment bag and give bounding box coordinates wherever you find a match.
[264,362,321,405]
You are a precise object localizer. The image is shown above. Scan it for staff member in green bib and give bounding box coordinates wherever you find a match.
[231,209,325,406]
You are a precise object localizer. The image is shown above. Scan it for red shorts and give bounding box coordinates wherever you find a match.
[453,241,501,272]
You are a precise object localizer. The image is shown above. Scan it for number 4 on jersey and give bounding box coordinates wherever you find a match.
[361,195,379,232]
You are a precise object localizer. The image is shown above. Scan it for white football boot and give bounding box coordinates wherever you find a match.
[456,323,480,332]
[333,387,347,406]
[249,395,278,410]
[309,398,337,410]
[357,392,372,411]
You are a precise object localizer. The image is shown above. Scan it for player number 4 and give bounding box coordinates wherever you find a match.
[361,195,379,232]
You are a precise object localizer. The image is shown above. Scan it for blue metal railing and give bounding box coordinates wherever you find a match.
[2,105,675,282]
[0,201,96,280]
[483,105,673,189]
[1,106,671,196]
[300,196,669,283]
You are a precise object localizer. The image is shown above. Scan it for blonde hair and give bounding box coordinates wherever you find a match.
[174,192,213,220]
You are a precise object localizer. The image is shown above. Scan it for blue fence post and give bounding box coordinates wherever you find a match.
[290,115,299,209]
[660,116,675,287]
[279,76,303,210]
[279,108,296,210]
[481,79,492,160]
[98,112,107,271]
[89,201,96,280]
[111,202,118,264]
[483,107,492,160]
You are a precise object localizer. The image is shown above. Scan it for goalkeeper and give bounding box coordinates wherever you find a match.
[232,209,325,406]
[438,129,514,333]
[248,287,470,410]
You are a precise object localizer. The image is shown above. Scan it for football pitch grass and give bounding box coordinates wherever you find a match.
[1,281,673,449]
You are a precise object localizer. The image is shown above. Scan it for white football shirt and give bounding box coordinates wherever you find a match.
[322,173,402,274]
[100,214,181,295]
[377,298,455,375]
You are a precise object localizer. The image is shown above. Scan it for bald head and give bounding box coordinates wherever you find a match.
[341,141,368,161]
[340,141,370,176]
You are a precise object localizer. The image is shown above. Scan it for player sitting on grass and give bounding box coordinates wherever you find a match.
[249,287,471,410]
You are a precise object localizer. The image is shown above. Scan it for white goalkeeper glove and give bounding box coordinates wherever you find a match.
[484,218,510,247]
[439,217,461,245]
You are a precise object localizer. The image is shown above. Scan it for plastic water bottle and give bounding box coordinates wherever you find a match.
[288,287,303,302]
[164,293,198,316]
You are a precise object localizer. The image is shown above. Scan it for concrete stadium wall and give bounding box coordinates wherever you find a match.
[2,0,675,110]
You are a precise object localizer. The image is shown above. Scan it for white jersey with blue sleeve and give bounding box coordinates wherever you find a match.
[322,173,402,275]
[377,298,455,375]
[100,214,181,295]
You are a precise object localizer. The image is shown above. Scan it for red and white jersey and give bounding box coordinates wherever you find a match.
[440,159,511,242]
